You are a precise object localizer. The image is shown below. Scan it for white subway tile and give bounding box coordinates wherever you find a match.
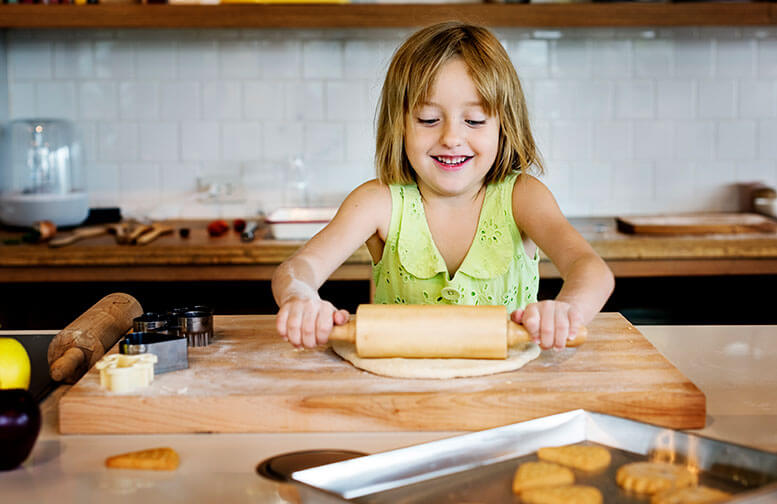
[674,121,715,161]
[202,81,242,120]
[179,41,219,80]
[139,122,179,162]
[344,40,391,80]
[219,40,260,79]
[538,164,570,210]
[717,120,756,160]
[85,162,120,196]
[551,121,592,161]
[263,122,304,161]
[119,82,159,120]
[675,40,714,78]
[327,81,369,120]
[633,40,672,78]
[634,120,675,160]
[119,162,161,203]
[569,81,612,119]
[655,161,694,200]
[550,40,591,78]
[532,80,569,120]
[692,161,738,211]
[260,39,301,79]
[716,39,755,78]
[738,81,777,119]
[8,41,52,80]
[75,122,98,163]
[593,121,632,161]
[508,39,549,79]
[304,122,345,162]
[757,40,777,79]
[98,122,139,162]
[303,40,343,80]
[570,161,613,202]
[221,122,262,161]
[8,83,36,119]
[160,162,199,194]
[615,81,654,119]
[698,81,735,119]
[590,40,630,78]
[759,119,777,159]
[656,80,695,119]
[36,82,77,120]
[160,82,200,120]
[79,82,118,120]
[346,121,374,162]
[135,40,177,80]
[181,122,220,161]
[95,40,135,80]
[736,160,777,185]
[309,160,371,199]
[243,81,284,120]
[53,41,94,79]
[285,81,325,121]
[613,160,655,204]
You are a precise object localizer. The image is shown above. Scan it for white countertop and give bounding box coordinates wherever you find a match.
[2,325,776,503]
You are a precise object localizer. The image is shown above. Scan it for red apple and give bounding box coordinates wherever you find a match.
[0,389,41,471]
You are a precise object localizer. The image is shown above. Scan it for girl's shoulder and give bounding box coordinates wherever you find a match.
[340,179,393,236]
[346,179,392,208]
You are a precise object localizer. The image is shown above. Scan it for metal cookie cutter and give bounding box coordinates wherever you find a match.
[120,331,189,374]
[178,310,214,347]
[95,353,157,394]
[132,312,169,333]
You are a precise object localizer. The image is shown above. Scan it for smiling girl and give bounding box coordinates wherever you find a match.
[272,22,614,351]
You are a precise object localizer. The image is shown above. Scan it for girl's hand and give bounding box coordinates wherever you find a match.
[276,297,350,348]
[511,300,583,350]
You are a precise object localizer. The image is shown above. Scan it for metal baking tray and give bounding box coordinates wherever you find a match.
[291,410,777,503]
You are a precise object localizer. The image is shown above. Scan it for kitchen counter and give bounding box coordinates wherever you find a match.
[1,217,777,283]
[1,324,775,503]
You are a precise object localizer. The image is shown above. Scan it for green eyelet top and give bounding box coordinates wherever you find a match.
[373,172,539,312]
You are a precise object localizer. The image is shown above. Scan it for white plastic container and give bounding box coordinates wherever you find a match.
[265,207,337,240]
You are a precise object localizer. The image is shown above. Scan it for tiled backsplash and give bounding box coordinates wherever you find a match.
[3,26,777,218]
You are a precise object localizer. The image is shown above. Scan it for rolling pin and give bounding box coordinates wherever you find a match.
[329,304,587,359]
[47,293,143,383]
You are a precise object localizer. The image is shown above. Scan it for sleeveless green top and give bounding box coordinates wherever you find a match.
[373,173,539,312]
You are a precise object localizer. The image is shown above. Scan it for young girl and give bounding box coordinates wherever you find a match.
[272,22,614,352]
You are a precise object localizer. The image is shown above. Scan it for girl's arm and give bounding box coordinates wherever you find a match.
[272,180,391,348]
[511,174,615,350]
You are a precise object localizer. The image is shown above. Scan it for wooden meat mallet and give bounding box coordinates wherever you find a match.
[48,293,143,383]
[329,304,587,359]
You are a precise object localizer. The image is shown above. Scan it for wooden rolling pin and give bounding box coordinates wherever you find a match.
[47,293,143,383]
[329,304,587,359]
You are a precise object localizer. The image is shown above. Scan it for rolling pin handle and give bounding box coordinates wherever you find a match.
[328,319,356,343]
[506,320,587,348]
[50,347,86,382]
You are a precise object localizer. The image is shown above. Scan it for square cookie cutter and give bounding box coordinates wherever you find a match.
[120,331,189,374]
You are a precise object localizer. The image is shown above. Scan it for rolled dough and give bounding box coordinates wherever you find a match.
[331,340,541,379]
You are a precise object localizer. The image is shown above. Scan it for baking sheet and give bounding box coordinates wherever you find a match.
[291,410,777,503]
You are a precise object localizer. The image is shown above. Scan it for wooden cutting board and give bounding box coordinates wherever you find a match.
[616,212,777,235]
[58,313,705,434]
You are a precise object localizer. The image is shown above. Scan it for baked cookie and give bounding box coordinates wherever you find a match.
[512,461,575,494]
[105,447,180,471]
[521,485,603,504]
[537,445,611,471]
[651,486,732,504]
[616,462,697,495]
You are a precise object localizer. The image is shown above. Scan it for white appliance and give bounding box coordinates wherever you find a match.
[0,118,89,227]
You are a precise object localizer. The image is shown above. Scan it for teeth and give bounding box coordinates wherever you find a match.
[435,156,469,165]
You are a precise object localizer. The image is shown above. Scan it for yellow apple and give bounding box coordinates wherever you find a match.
[0,338,31,390]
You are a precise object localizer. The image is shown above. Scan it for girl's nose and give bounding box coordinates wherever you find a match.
[440,121,463,148]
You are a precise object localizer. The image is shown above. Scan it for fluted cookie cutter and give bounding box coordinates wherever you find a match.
[95,353,157,394]
[120,331,188,374]
[176,308,214,347]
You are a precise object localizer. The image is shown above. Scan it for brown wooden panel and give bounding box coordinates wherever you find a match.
[59,313,705,434]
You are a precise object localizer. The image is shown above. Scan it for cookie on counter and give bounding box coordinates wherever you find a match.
[616,461,697,495]
[521,485,603,504]
[651,486,731,504]
[512,461,574,494]
[105,447,180,471]
[537,444,611,471]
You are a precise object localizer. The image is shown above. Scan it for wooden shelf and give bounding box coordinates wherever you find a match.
[1,3,776,29]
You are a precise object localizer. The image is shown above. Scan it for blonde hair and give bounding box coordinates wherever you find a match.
[376,21,543,185]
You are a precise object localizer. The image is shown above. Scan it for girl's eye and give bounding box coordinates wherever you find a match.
[466,119,487,126]
[417,118,438,125]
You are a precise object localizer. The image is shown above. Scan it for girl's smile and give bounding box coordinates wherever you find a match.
[431,155,474,171]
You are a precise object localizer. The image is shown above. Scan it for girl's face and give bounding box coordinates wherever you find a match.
[404,57,499,199]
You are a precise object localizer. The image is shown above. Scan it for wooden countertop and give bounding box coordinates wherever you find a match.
[1,217,777,282]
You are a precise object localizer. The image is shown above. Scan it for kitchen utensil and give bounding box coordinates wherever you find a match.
[257,450,366,482]
[135,223,173,245]
[47,293,143,383]
[291,410,777,503]
[127,224,153,244]
[48,225,108,248]
[0,118,88,227]
[616,212,777,235]
[120,331,188,374]
[328,304,586,359]
[178,310,213,347]
[132,312,169,333]
[241,220,260,242]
